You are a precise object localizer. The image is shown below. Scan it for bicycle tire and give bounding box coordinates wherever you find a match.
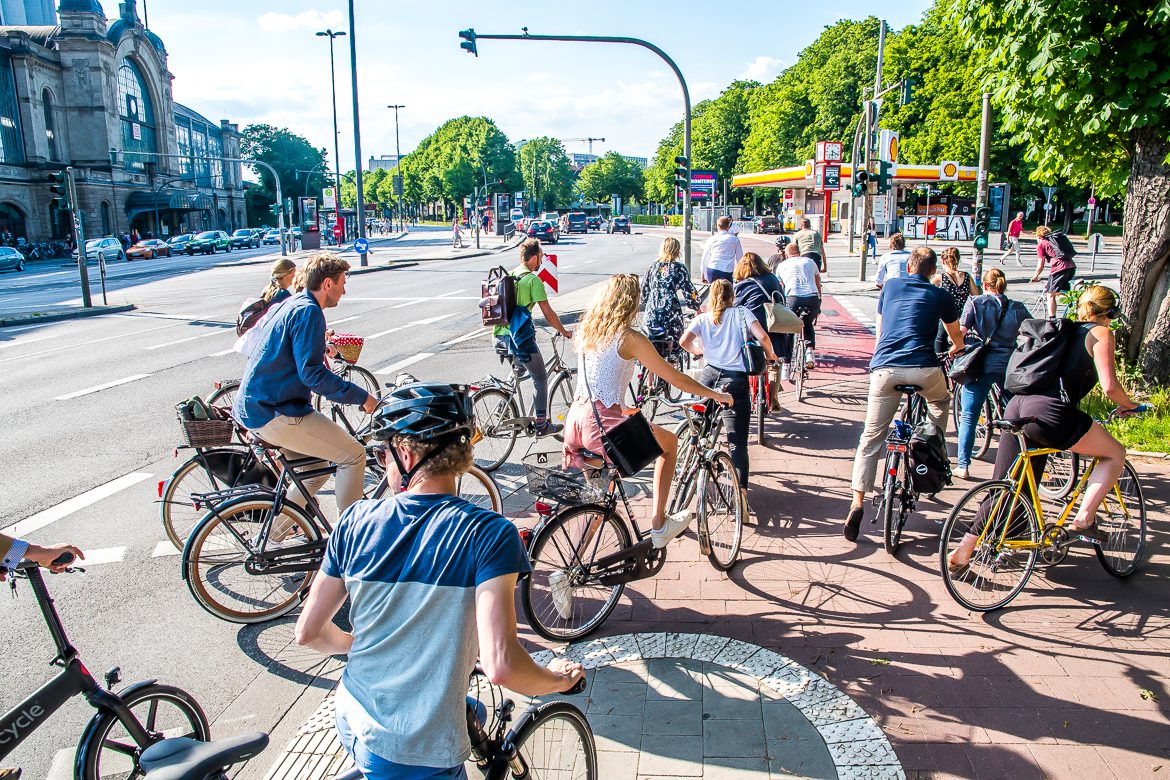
[207,380,240,411]
[521,504,632,642]
[160,446,268,551]
[548,371,575,440]
[472,387,520,472]
[938,479,1039,612]
[880,451,901,555]
[699,450,743,571]
[183,496,323,623]
[973,396,995,460]
[77,683,210,780]
[1038,450,1079,499]
[792,340,806,402]
[664,351,687,402]
[497,700,597,780]
[1094,461,1147,578]
[458,465,504,514]
[751,375,766,444]
[315,363,380,437]
[668,418,700,514]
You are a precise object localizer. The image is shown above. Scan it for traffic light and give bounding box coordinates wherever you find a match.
[673,155,689,195]
[459,28,478,57]
[876,159,894,195]
[973,206,990,250]
[851,169,869,198]
[48,170,71,211]
[900,77,917,105]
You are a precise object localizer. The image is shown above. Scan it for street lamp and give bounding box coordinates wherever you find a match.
[316,28,346,245]
[347,0,367,265]
[387,104,405,232]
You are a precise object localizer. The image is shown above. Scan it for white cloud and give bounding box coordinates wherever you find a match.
[737,55,784,83]
[257,9,345,32]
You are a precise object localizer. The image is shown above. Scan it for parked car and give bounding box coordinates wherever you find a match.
[262,229,281,245]
[755,215,781,234]
[607,216,631,234]
[126,239,172,260]
[510,207,525,224]
[186,230,232,255]
[167,233,193,253]
[540,211,559,224]
[0,245,25,272]
[586,216,601,231]
[73,236,125,264]
[526,220,558,244]
[565,212,588,234]
[230,229,260,249]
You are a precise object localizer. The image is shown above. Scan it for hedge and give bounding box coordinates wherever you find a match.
[631,215,684,226]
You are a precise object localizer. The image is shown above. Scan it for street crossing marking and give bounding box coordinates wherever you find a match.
[390,289,469,309]
[835,298,876,333]
[144,329,230,350]
[55,373,152,400]
[78,546,127,566]
[0,332,63,350]
[329,315,361,325]
[443,327,490,346]
[208,348,237,357]
[367,313,459,340]
[376,352,434,375]
[152,540,181,558]
[5,471,153,537]
[0,323,176,365]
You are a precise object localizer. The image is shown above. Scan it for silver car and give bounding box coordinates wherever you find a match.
[0,246,25,272]
[73,236,125,264]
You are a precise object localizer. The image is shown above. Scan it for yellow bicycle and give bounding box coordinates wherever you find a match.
[939,416,1147,612]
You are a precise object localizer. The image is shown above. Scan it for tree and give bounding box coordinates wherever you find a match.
[644,121,684,207]
[517,137,574,213]
[240,124,327,225]
[954,0,1170,381]
[405,116,519,213]
[577,152,645,207]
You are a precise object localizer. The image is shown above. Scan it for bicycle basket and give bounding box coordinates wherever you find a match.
[176,411,234,448]
[522,455,608,505]
[329,332,364,363]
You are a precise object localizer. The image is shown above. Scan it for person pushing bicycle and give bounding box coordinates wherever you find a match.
[296,383,584,780]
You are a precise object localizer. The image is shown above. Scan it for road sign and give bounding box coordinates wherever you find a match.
[539,253,559,294]
[323,187,337,210]
[393,174,404,197]
[1087,196,1097,207]
[354,237,369,254]
[817,164,841,192]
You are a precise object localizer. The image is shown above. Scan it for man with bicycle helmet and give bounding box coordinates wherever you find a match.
[295,382,584,780]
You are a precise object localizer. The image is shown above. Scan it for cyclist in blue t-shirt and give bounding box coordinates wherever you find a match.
[295,382,584,780]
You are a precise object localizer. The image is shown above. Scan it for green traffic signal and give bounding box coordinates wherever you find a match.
[458,28,478,57]
[852,169,870,198]
[48,170,71,210]
[876,160,894,195]
[900,77,917,105]
[973,205,991,250]
[974,235,989,250]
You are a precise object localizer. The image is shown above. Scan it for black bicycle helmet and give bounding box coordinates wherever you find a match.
[372,382,473,442]
[775,234,791,248]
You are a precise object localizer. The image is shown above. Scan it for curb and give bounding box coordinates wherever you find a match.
[0,303,135,328]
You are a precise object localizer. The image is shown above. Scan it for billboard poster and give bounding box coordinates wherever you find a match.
[689,170,717,201]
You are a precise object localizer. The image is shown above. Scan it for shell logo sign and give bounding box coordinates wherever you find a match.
[804,160,814,178]
[888,135,899,163]
[939,161,959,181]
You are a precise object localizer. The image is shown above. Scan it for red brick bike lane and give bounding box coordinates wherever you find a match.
[518,292,1170,779]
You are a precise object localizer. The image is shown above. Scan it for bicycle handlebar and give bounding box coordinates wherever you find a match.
[1107,403,1149,422]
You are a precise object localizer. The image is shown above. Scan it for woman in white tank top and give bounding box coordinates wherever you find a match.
[564,274,732,549]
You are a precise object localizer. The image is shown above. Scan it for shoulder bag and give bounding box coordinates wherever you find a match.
[948,295,1010,386]
[580,353,663,477]
[750,278,803,334]
[737,306,767,376]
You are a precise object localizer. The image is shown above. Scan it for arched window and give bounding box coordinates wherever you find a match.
[42,89,58,162]
[100,202,111,236]
[0,202,27,240]
[116,59,156,169]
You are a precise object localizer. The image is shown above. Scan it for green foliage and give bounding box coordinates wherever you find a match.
[577,152,645,205]
[644,120,684,205]
[240,124,327,220]
[517,137,574,212]
[1082,383,1170,453]
[397,116,519,211]
[632,214,684,226]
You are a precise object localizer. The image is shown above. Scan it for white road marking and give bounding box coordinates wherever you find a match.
[117,312,224,322]
[345,296,479,302]
[329,315,361,325]
[444,327,490,346]
[54,373,152,400]
[78,546,127,566]
[376,352,434,375]
[208,348,237,357]
[5,471,153,537]
[152,540,181,557]
[144,330,229,350]
[0,332,63,350]
[390,289,472,309]
[367,313,459,340]
[0,322,176,365]
[835,298,876,333]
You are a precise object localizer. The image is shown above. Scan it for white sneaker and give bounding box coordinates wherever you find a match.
[805,349,816,369]
[650,510,693,549]
[953,466,970,480]
[547,570,573,620]
[780,363,792,382]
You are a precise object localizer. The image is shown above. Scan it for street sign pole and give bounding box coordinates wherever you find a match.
[972,92,992,283]
[65,167,92,308]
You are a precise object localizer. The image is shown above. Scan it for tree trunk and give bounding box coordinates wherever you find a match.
[1120,126,1170,384]
[1062,200,1075,233]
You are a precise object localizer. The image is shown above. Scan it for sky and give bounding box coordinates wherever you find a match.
[103,0,933,174]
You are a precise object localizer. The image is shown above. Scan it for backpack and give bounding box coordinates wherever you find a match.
[908,425,951,495]
[480,266,518,327]
[235,297,270,336]
[1004,318,1084,396]
[1046,231,1078,260]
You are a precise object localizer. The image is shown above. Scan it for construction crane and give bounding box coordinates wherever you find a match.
[562,137,606,156]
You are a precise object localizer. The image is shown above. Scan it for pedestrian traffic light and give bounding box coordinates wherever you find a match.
[851,169,869,198]
[48,170,71,211]
[459,28,478,57]
[973,206,990,250]
[673,155,689,195]
[876,159,894,195]
[900,77,917,105]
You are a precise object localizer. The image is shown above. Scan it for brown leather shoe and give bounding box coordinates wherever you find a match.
[1,767,24,780]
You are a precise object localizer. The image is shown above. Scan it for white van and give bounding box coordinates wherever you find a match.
[509,207,525,223]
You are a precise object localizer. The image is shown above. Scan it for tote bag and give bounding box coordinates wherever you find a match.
[581,353,663,477]
[750,278,804,334]
[737,307,767,376]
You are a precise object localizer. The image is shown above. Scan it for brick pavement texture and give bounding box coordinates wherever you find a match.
[508,292,1170,780]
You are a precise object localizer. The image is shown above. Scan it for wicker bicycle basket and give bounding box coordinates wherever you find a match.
[522,455,609,505]
[330,332,364,363]
[177,413,234,448]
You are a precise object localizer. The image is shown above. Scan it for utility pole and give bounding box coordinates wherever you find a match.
[388,104,405,232]
[347,0,367,265]
[63,167,91,308]
[316,29,346,244]
[973,92,993,282]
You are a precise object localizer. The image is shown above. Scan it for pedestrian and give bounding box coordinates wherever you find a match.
[451,217,463,248]
[999,211,1024,265]
[1031,225,1076,318]
[865,216,877,258]
[733,252,786,410]
[874,232,911,289]
[952,268,1030,478]
[931,247,978,354]
[792,218,826,272]
[844,247,964,541]
[662,214,669,228]
[699,215,743,284]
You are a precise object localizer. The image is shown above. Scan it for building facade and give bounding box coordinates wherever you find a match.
[368,154,399,171]
[0,0,54,26]
[0,0,245,245]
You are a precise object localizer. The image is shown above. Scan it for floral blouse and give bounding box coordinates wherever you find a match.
[641,260,699,339]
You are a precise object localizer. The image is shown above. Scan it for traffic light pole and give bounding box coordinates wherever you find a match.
[65,167,92,308]
[973,92,993,283]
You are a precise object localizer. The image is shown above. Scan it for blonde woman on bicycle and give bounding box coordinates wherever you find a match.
[563,274,731,549]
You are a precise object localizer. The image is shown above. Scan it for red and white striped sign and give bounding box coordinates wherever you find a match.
[539,253,559,294]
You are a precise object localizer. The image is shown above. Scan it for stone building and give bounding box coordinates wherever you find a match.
[0,0,245,244]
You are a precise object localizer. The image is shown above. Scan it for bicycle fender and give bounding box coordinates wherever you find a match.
[74,679,161,776]
[177,491,277,582]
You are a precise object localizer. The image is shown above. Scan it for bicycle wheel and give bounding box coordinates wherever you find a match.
[548,371,576,436]
[668,418,699,513]
[315,363,380,437]
[939,480,1040,612]
[880,451,906,556]
[521,504,633,642]
[472,387,520,472]
[207,380,240,412]
[160,447,267,551]
[792,340,806,402]
[1038,451,1079,499]
[505,701,597,780]
[750,375,765,445]
[184,497,323,623]
[1094,462,1147,578]
[971,397,995,460]
[77,683,210,780]
[698,451,743,571]
[457,465,504,514]
[663,351,687,402]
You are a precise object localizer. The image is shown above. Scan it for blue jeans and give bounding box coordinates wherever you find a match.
[956,371,1007,469]
[704,268,733,284]
[334,698,486,780]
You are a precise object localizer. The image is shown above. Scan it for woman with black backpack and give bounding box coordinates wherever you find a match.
[1030,225,1076,318]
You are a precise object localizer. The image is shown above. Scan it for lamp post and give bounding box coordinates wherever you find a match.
[316,28,346,245]
[347,0,367,265]
[387,104,404,232]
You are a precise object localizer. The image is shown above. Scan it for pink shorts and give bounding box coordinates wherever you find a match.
[562,399,629,469]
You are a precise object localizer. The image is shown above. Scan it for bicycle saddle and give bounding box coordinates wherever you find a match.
[894,384,922,393]
[139,732,269,780]
[992,417,1038,433]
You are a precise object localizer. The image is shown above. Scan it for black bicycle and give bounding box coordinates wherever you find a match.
[1,556,268,779]
[875,383,932,556]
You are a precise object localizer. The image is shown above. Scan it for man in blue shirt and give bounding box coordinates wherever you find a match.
[233,253,377,515]
[845,247,964,541]
[295,383,584,779]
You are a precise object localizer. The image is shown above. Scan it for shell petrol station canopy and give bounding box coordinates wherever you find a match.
[731,160,978,190]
